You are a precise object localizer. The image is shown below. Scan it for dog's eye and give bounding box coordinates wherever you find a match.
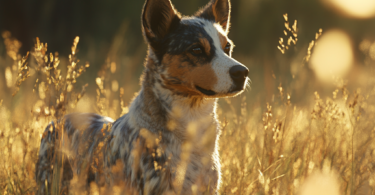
[191,46,203,55]
[224,43,231,55]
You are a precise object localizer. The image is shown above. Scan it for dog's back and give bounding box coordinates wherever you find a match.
[36,112,176,195]
[36,113,113,194]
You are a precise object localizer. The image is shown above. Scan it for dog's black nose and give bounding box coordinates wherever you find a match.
[229,65,249,85]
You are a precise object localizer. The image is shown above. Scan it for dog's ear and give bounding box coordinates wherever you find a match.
[142,0,181,43]
[196,0,231,33]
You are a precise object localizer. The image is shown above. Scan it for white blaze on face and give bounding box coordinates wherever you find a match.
[200,19,244,93]
[180,17,245,94]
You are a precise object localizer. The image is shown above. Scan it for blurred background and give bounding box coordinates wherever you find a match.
[1,1,375,194]
[1,0,375,110]
[0,0,375,106]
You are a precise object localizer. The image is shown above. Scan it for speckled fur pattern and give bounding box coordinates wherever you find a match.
[35,0,249,194]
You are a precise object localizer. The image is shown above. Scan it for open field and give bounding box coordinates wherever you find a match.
[1,30,375,195]
[2,0,375,194]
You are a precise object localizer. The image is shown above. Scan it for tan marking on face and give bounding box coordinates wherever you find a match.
[199,37,211,55]
[162,74,201,96]
[188,65,217,90]
[162,54,218,96]
[162,54,200,95]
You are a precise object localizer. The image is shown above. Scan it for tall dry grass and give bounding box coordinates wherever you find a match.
[1,15,375,195]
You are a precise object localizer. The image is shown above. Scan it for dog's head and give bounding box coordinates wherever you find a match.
[142,0,249,98]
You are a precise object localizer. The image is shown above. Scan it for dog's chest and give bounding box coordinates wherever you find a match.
[165,137,218,194]
[106,98,219,193]
[164,110,219,192]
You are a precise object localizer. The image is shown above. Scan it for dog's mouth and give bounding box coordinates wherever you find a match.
[195,85,246,97]
[228,77,249,95]
[228,88,242,94]
[195,85,216,96]
[228,84,245,94]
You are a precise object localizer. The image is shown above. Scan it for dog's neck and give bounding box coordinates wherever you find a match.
[127,55,218,142]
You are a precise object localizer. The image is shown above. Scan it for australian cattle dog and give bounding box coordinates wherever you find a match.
[35,0,250,194]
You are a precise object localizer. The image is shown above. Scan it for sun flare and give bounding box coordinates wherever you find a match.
[310,29,353,83]
[326,0,375,18]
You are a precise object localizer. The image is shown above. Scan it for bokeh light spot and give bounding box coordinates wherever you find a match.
[5,67,12,88]
[310,29,353,83]
[112,80,119,92]
[299,171,340,195]
[326,0,375,18]
[369,42,375,60]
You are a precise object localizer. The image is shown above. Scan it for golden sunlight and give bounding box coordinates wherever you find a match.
[310,29,353,83]
[299,171,340,195]
[326,0,375,18]
[5,67,12,88]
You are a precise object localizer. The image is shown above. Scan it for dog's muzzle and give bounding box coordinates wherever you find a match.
[229,65,249,91]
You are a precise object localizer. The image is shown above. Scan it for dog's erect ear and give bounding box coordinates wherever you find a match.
[196,0,231,33]
[142,0,181,43]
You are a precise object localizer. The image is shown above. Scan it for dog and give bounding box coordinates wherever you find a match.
[35,0,249,194]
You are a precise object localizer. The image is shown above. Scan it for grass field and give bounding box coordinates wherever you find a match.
[1,18,375,194]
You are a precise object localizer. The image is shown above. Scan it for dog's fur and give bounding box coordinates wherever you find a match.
[35,0,249,194]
